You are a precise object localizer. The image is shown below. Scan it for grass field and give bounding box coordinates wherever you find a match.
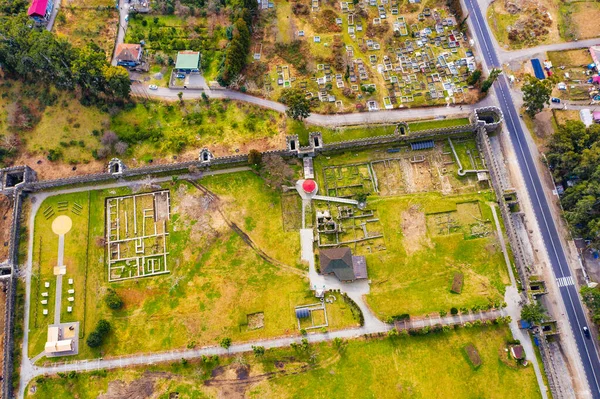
[366,193,509,318]
[27,174,359,361]
[110,100,286,160]
[26,326,541,398]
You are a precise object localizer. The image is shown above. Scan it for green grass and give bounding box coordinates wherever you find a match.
[365,192,509,319]
[27,176,359,361]
[408,118,471,132]
[26,326,541,399]
[110,100,285,159]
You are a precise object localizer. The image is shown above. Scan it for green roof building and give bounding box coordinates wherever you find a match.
[175,51,200,73]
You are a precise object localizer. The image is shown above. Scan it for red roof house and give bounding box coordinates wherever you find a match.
[28,0,53,22]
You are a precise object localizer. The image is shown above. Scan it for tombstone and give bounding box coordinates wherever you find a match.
[198,148,214,164]
[108,158,126,176]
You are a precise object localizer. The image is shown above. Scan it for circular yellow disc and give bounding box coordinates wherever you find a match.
[51,215,73,235]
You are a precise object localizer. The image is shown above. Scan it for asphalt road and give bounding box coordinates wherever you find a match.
[465,0,600,396]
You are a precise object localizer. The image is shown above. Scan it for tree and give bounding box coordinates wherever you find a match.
[333,337,348,353]
[248,149,262,166]
[521,302,547,324]
[467,69,482,86]
[581,286,600,323]
[86,331,102,348]
[96,319,111,335]
[481,68,501,92]
[252,345,265,357]
[523,76,552,117]
[103,65,131,100]
[280,88,311,120]
[105,289,123,310]
[220,337,232,349]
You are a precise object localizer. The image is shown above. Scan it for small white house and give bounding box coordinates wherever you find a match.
[580,109,593,127]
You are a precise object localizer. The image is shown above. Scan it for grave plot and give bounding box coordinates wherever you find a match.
[106,190,171,282]
[322,163,375,198]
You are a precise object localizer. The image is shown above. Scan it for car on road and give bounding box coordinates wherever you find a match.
[148,84,158,90]
[176,73,185,79]
[583,326,591,339]
[551,97,561,104]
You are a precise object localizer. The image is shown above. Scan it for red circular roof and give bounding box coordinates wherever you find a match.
[302,179,316,193]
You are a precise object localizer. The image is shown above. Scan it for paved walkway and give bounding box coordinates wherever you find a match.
[490,204,549,398]
[111,0,130,66]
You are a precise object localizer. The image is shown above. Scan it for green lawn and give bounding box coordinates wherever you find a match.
[26,326,541,399]
[408,117,471,132]
[27,175,358,362]
[366,192,509,319]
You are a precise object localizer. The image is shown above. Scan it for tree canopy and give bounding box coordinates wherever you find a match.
[522,76,552,117]
[280,88,311,120]
[520,302,546,324]
[547,121,600,244]
[0,16,130,102]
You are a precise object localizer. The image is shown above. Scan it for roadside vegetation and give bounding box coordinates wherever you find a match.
[26,326,540,398]
[546,121,600,246]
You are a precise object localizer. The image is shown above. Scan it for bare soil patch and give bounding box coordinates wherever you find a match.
[571,2,600,39]
[206,364,272,399]
[401,205,430,255]
[247,312,265,330]
[98,371,170,399]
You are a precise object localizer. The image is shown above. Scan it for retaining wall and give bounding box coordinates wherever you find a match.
[476,128,529,285]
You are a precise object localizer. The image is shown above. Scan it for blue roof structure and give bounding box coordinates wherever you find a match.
[295,308,310,319]
[410,140,435,150]
[531,59,545,80]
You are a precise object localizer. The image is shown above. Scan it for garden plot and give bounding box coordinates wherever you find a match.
[106,191,171,282]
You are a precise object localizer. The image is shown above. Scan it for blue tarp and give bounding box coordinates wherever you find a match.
[410,140,435,150]
[531,59,545,80]
[519,319,532,329]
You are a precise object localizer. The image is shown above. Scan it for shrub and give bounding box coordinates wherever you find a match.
[105,289,123,310]
[219,337,232,349]
[96,319,111,335]
[86,331,102,348]
[450,307,459,315]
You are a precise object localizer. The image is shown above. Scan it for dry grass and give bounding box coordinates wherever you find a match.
[54,7,118,58]
[566,1,600,40]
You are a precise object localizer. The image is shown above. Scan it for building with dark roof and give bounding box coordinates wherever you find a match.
[115,43,143,68]
[319,247,368,282]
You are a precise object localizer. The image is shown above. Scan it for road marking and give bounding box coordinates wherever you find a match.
[557,276,575,287]
[465,0,600,393]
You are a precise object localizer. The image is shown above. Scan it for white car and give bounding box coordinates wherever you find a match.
[148,85,158,90]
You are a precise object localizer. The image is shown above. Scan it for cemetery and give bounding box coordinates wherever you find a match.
[252,0,478,112]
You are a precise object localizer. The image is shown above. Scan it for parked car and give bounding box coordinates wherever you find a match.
[176,73,185,79]
[583,326,591,339]
[551,97,561,104]
[148,84,158,90]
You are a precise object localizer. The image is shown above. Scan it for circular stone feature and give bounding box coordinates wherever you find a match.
[51,215,73,235]
[302,179,317,193]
